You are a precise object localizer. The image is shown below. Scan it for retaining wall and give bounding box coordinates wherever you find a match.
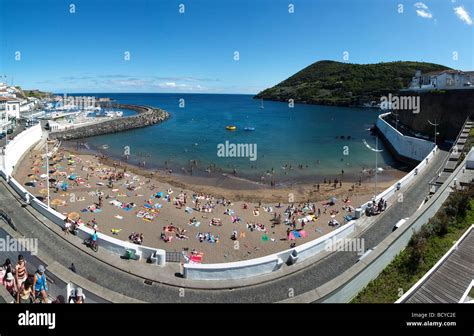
[3,124,42,175]
[376,112,435,164]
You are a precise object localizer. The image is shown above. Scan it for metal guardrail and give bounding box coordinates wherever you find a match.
[166,251,183,263]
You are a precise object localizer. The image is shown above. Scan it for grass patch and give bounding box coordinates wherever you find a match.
[352,189,474,303]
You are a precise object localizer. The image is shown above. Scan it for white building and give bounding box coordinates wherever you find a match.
[6,99,20,119]
[408,70,474,91]
[0,97,11,132]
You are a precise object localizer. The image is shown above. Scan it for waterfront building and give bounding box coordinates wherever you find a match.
[408,69,474,91]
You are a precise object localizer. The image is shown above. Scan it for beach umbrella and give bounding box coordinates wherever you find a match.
[156,192,163,198]
[331,197,337,204]
[51,199,66,206]
[68,212,80,221]
[49,178,57,183]
[40,174,47,179]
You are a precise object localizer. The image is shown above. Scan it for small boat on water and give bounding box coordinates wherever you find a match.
[244,127,255,131]
[101,144,110,150]
[226,125,237,131]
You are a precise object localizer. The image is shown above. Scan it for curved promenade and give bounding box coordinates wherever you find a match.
[0,116,452,301]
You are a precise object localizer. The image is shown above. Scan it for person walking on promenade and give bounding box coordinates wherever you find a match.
[15,255,27,289]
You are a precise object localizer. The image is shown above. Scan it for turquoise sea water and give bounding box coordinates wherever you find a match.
[66,93,396,183]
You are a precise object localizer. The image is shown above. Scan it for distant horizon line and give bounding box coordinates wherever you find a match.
[50,92,258,96]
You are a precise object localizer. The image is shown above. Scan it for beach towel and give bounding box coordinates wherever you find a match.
[299,230,307,238]
[143,203,152,209]
[293,231,301,238]
[261,235,269,242]
[93,209,102,213]
[114,215,123,220]
[154,203,162,209]
[185,207,193,213]
[316,228,324,234]
[111,229,122,235]
[288,232,296,240]
[189,253,204,264]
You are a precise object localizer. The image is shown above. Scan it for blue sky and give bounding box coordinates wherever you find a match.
[0,0,473,94]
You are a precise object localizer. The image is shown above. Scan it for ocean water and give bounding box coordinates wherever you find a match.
[66,93,396,183]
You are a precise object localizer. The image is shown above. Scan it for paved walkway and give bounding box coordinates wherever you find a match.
[0,149,449,302]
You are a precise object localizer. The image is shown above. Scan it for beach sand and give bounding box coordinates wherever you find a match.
[14,143,405,264]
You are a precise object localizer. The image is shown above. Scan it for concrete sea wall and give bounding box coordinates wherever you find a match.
[50,104,169,141]
[376,112,435,166]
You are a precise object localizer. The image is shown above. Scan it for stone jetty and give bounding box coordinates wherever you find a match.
[50,104,169,141]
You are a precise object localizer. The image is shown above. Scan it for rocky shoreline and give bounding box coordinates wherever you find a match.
[50,104,170,141]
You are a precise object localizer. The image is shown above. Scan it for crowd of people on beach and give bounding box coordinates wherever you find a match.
[23,148,380,264]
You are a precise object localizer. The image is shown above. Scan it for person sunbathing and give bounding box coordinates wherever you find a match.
[176,232,188,240]
[160,233,172,243]
[163,225,177,232]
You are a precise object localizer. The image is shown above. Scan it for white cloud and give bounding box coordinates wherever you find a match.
[414,2,433,19]
[454,6,473,25]
[414,2,428,9]
[158,82,177,88]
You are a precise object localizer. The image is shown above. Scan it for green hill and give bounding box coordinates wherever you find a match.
[254,60,450,106]
[22,89,52,99]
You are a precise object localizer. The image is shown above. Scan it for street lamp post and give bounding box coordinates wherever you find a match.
[427,119,439,145]
[392,111,399,131]
[363,137,384,199]
[46,139,50,207]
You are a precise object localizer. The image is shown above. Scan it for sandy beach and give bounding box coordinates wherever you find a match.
[14,142,405,264]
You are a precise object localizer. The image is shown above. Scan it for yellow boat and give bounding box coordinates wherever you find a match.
[226,125,237,131]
